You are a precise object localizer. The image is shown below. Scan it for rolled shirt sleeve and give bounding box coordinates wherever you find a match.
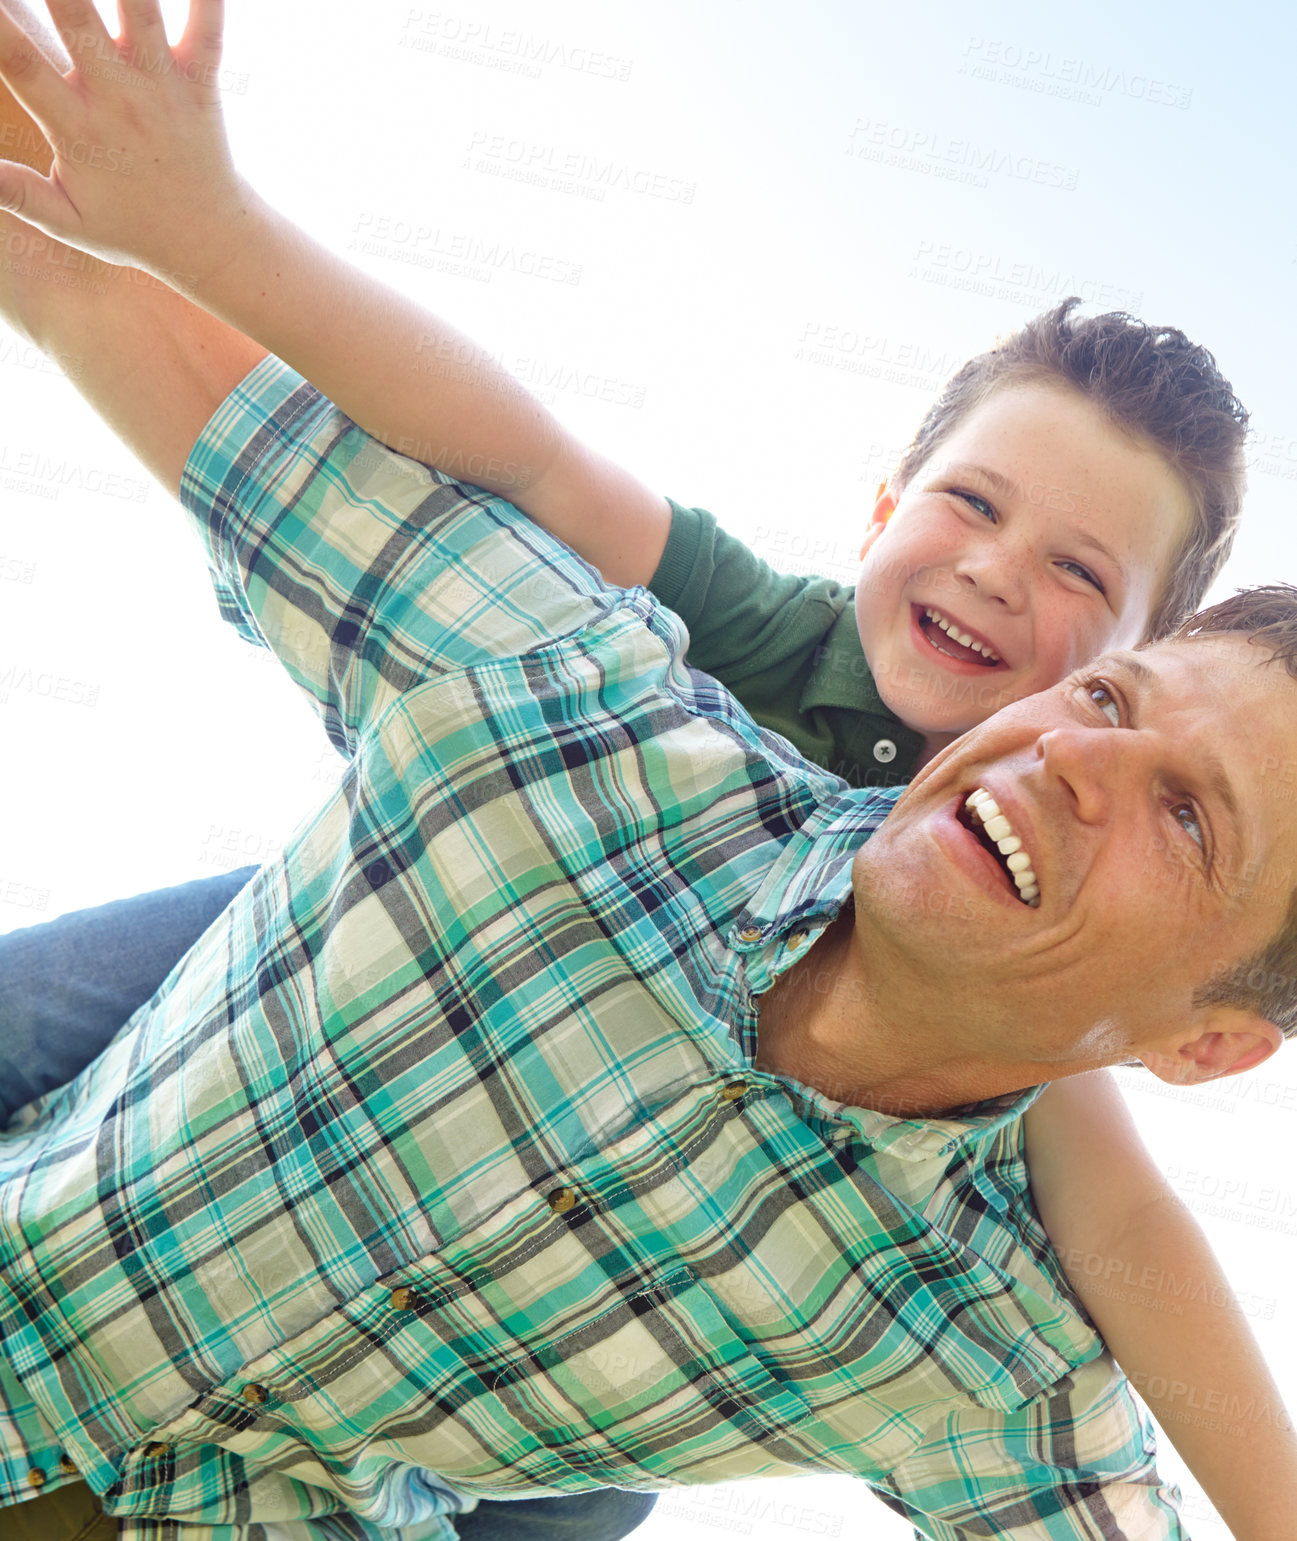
[179,357,617,758]
[872,1354,1185,1540]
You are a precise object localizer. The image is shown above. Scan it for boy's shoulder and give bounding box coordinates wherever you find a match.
[799,604,924,786]
[653,502,924,788]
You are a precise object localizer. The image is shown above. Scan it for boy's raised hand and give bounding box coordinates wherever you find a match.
[0,0,249,289]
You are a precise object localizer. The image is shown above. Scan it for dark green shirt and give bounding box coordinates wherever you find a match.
[650,502,923,787]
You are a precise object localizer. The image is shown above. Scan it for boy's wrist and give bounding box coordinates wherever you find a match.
[130,177,272,305]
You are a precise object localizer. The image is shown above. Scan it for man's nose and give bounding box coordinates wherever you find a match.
[1038,724,1153,825]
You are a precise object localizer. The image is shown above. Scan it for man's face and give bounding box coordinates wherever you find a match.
[853,383,1194,742]
[851,634,1297,1075]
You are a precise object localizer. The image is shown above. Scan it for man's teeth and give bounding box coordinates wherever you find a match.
[924,607,1000,662]
[965,788,1040,906]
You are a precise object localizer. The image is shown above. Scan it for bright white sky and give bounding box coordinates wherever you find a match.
[1,1,1294,1535]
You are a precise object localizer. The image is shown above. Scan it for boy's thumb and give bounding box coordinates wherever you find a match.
[0,162,66,252]
[0,160,37,217]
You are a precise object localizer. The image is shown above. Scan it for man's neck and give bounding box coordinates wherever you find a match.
[753,913,1045,1119]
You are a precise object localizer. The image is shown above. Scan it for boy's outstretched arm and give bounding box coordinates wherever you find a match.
[1026,1071,1297,1541]
[0,0,671,586]
[0,6,266,488]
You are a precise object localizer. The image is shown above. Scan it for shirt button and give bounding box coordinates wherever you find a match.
[57,1453,79,1476]
[720,1081,748,1102]
[141,1442,169,1460]
[737,925,762,944]
[241,1383,269,1406]
[546,1186,577,1214]
[26,1467,46,1490]
[873,739,898,764]
[390,1287,418,1311]
[786,930,808,950]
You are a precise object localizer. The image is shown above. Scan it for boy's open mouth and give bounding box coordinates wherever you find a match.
[956,788,1040,905]
[916,605,1002,667]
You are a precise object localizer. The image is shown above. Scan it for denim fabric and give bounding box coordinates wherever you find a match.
[8,1478,657,1539]
[0,868,259,1123]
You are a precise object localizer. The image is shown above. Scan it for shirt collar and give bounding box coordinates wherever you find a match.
[728,787,902,947]
[832,1082,1043,1157]
[798,602,898,718]
[727,787,1046,1150]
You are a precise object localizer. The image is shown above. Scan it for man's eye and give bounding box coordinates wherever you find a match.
[955,490,996,521]
[1087,683,1121,726]
[1170,800,1205,850]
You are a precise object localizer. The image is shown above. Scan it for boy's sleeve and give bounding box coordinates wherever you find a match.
[179,358,611,758]
[871,1354,1187,1540]
[649,501,852,695]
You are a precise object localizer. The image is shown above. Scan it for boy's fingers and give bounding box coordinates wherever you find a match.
[116,0,167,54]
[0,0,70,68]
[40,0,112,61]
[0,7,68,129]
[178,0,223,70]
[0,68,51,171]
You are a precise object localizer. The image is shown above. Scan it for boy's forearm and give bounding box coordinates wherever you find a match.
[0,2,670,584]
[185,198,563,501]
[0,47,263,493]
[165,196,671,583]
[1063,1196,1297,1541]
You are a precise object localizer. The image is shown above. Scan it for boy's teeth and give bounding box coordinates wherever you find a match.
[924,608,1000,662]
[963,787,1040,906]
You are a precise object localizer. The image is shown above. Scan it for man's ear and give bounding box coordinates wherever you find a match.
[859,483,897,561]
[1138,1006,1284,1086]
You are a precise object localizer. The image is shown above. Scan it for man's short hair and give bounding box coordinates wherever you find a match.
[892,298,1249,641]
[1182,585,1297,1037]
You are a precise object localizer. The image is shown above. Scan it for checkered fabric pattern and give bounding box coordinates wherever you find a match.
[0,359,1184,1539]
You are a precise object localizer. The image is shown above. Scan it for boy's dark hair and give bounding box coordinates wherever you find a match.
[1181,585,1297,1039]
[892,298,1249,640]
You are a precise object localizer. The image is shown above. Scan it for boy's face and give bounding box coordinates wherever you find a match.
[855,382,1194,745]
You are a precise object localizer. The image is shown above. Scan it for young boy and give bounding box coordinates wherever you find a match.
[0,4,1290,1538]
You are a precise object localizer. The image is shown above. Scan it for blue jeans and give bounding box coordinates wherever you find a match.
[0,868,656,1541]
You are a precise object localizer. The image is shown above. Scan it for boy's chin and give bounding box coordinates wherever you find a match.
[876,664,1017,742]
[874,682,979,742]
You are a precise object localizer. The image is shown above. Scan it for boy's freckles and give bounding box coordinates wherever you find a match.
[852,381,1194,752]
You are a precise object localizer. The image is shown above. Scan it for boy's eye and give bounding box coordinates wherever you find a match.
[954,490,996,521]
[1087,682,1122,727]
[1170,800,1205,850]
[1058,558,1106,595]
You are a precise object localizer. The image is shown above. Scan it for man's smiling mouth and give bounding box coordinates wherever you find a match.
[918,606,1002,667]
[960,789,1040,905]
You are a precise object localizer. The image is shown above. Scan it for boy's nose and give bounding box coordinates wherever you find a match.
[951,539,1029,610]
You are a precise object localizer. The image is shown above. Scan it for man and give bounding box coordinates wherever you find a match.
[1,9,1296,1540]
[2,180,1297,1539]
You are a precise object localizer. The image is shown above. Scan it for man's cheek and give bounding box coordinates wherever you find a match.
[922,885,981,922]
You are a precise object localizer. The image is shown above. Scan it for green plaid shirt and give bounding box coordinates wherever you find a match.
[0,360,1184,1540]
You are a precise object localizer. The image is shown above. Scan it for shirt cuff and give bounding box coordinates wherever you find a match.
[649,500,712,611]
[181,356,312,500]
[178,356,324,648]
